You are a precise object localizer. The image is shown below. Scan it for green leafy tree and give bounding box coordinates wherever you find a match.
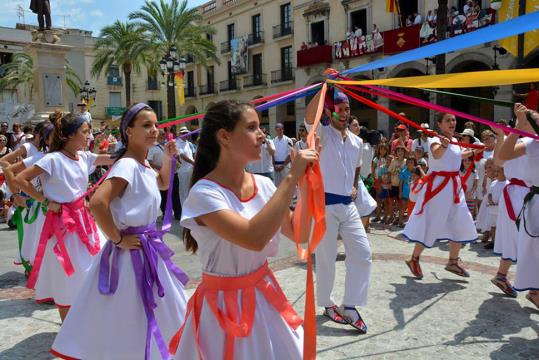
[0,53,35,100]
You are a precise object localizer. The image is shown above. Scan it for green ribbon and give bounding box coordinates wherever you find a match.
[12,201,48,273]
[516,186,539,238]
[158,112,202,125]
[420,88,515,108]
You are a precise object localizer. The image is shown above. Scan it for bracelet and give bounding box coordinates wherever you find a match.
[113,235,123,246]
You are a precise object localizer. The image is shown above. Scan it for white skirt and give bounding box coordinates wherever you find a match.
[403,176,478,248]
[21,204,46,264]
[51,243,188,359]
[355,180,377,217]
[32,220,105,307]
[173,275,303,360]
[178,169,193,206]
[514,193,539,291]
[493,185,528,262]
[476,198,491,232]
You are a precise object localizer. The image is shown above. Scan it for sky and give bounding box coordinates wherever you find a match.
[0,0,209,36]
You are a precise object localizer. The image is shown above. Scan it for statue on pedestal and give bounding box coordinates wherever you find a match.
[30,0,52,32]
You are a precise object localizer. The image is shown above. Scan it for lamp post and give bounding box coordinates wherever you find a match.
[160,46,187,119]
[79,80,96,107]
[492,45,507,70]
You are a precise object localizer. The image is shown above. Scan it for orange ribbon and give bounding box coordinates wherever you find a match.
[168,262,302,360]
[292,83,327,359]
[26,198,101,289]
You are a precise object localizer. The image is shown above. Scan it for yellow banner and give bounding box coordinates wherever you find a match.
[499,0,539,57]
[175,72,185,106]
[327,69,539,88]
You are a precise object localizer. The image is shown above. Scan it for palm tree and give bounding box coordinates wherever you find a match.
[64,59,83,98]
[91,20,150,107]
[129,0,218,117]
[0,53,35,100]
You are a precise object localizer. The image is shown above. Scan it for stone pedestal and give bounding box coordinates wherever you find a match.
[25,36,71,122]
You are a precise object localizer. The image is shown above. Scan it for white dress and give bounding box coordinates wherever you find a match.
[494,143,530,262]
[355,179,377,217]
[51,158,188,359]
[487,180,507,229]
[30,151,105,306]
[476,177,493,232]
[20,152,46,264]
[175,174,303,360]
[514,140,539,291]
[403,137,478,248]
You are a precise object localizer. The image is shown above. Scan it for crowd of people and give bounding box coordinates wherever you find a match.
[0,80,537,359]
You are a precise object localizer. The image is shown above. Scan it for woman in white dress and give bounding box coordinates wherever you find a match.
[16,113,113,321]
[51,103,188,359]
[170,100,318,360]
[403,113,478,279]
[498,103,539,309]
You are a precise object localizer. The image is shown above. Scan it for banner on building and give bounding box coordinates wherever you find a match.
[231,36,248,74]
[386,0,400,13]
[499,0,539,57]
[383,24,421,54]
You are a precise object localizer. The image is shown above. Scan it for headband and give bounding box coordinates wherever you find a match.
[63,115,86,136]
[121,103,151,140]
[43,123,54,141]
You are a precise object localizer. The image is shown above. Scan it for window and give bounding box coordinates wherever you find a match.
[109,92,121,107]
[281,3,291,29]
[350,9,367,37]
[281,46,292,70]
[399,0,418,25]
[206,33,213,42]
[148,101,163,120]
[227,61,235,82]
[310,21,325,45]
[252,54,262,77]
[147,73,159,90]
[227,23,235,41]
[186,71,194,95]
[108,65,120,78]
[207,66,214,91]
[252,14,261,36]
[286,101,295,116]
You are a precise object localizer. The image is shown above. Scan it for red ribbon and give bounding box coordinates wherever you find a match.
[503,178,528,221]
[416,171,461,215]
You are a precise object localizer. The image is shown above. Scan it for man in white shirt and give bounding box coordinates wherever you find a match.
[272,122,292,186]
[77,103,93,124]
[246,136,275,180]
[413,12,423,25]
[294,124,308,151]
[147,129,176,217]
[176,126,195,206]
[305,89,371,334]
[412,123,431,154]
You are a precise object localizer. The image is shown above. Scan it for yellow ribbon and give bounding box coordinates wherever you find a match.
[327,68,539,88]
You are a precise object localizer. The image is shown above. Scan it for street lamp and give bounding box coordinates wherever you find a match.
[79,80,96,106]
[492,45,507,70]
[160,47,187,118]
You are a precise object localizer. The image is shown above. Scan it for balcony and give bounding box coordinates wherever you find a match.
[185,86,196,98]
[334,33,383,60]
[221,40,231,54]
[199,83,217,96]
[271,68,295,83]
[273,22,293,39]
[202,1,216,14]
[243,73,267,88]
[297,45,332,67]
[248,31,264,46]
[219,79,238,92]
[107,76,122,86]
[105,107,127,117]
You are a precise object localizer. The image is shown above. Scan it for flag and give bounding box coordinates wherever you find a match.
[174,71,185,106]
[499,0,539,57]
[386,0,400,13]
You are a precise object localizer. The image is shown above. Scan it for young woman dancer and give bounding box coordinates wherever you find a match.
[498,103,539,308]
[169,101,317,359]
[16,113,112,321]
[403,113,478,279]
[51,103,188,359]
[3,120,54,273]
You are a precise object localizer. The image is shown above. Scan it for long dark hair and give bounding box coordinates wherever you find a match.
[113,103,154,161]
[33,120,52,152]
[184,100,254,253]
[49,113,86,152]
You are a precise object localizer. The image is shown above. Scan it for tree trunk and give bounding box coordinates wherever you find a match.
[167,73,176,119]
[123,63,132,107]
[435,0,449,107]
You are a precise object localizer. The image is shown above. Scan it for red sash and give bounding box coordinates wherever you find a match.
[416,171,461,215]
[503,178,528,221]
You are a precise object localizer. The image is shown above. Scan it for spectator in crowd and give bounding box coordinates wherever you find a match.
[295,124,308,151]
[77,102,93,124]
[1,122,14,149]
[413,12,422,25]
[272,122,292,186]
[0,135,11,158]
[406,14,414,27]
[246,129,275,181]
[300,41,308,51]
[412,123,430,154]
[10,123,26,150]
[391,124,413,154]
[176,126,195,206]
[464,0,473,15]
[463,122,481,143]
[513,83,538,111]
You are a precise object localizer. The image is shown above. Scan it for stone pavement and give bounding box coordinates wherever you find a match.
[0,222,538,359]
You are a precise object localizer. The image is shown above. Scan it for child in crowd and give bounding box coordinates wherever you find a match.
[408,166,427,220]
[372,143,392,222]
[388,146,406,225]
[398,157,416,227]
[477,159,495,243]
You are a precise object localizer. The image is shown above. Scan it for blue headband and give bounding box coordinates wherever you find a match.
[121,103,151,140]
[43,124,54,140]
[63,115,86,136]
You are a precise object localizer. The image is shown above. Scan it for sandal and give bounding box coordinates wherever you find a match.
[525,293,539,309]
[405,256,423,279]
[336,306,368,334]
[490,274,517,298]
[445,258,470,278]
[323,305,347,324]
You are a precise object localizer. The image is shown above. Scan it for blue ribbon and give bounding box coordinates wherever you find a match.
[342,10,539,75]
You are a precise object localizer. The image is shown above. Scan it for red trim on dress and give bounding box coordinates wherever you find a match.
[35,297,71,308]
[49,348,80,360]
[202,173,259,202]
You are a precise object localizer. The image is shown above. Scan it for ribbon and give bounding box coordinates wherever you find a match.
[331,69,539,88]
[338,82,539,140]
[516,186,539,238]
[336,85,484,149]
[503,178,528,221]
[293,84,327,360]
[168,262,302,360]
[419,88,515,108]
[341,10,539,75]
[12,201,47,273]
[461,162,476,194]
[415,171,461,215]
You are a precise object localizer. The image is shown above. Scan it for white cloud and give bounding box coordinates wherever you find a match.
[90,10,104,17]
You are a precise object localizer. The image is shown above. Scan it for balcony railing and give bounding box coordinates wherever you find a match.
[107,76,122,86]
[185,86,196,98]
[199,83,217,95]
[221,40,231,54]
[271,68,294,83]
[202,1,216,14]
[105,107,127,117]
[297,45,333,67]
[273,22,293,39]
[248,31,264,46]
[219,79,238,92]
[243,73,267,88]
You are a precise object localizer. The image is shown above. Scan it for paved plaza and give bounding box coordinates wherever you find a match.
[0,222,537,359]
